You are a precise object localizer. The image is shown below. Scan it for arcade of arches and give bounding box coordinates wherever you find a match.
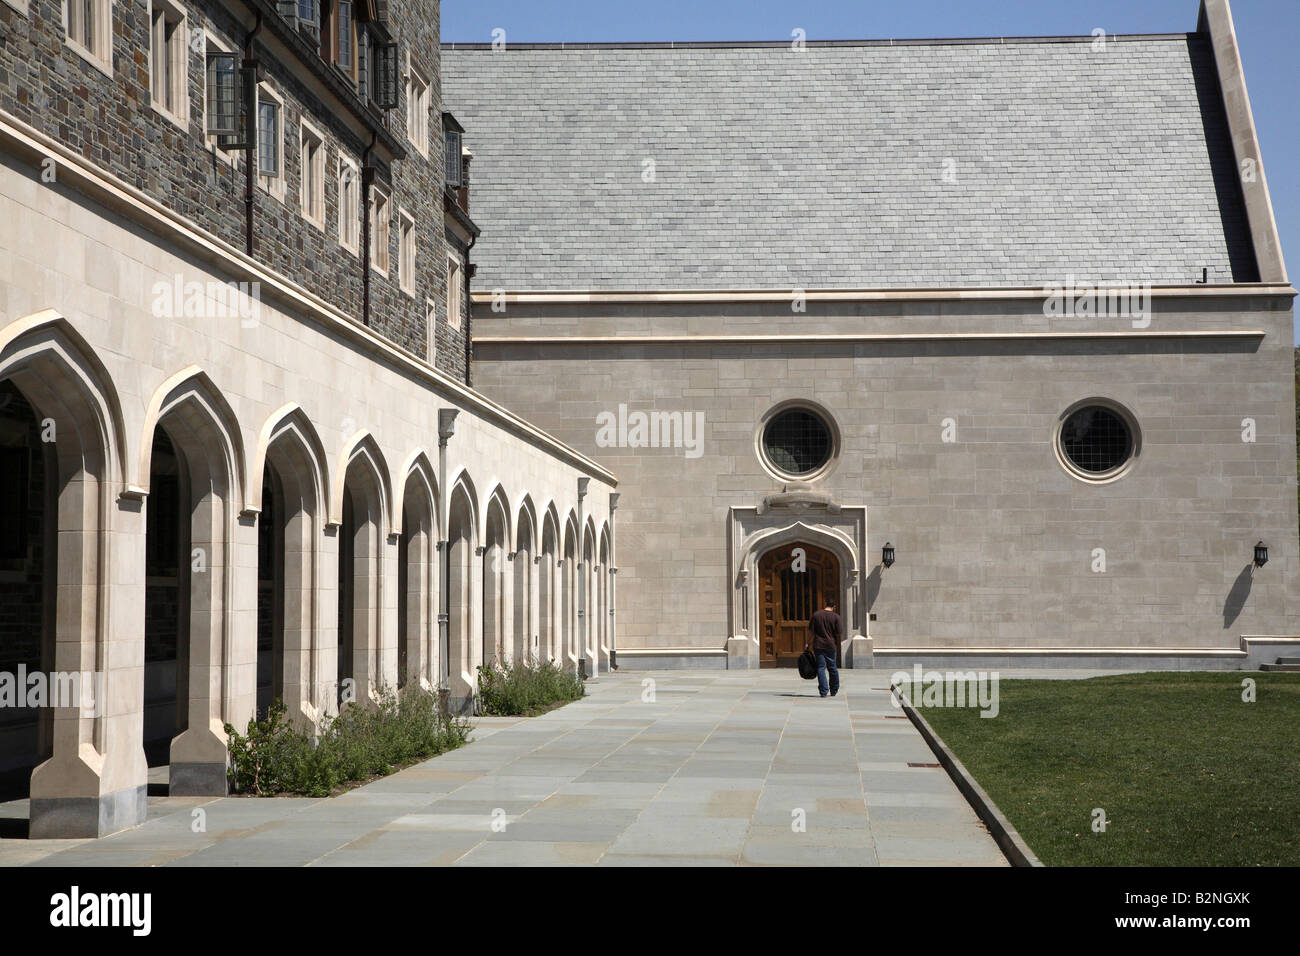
[0,314,615,837]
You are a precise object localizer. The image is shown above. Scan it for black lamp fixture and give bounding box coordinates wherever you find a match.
[882,542,895,569]
[1254,541,1268,568]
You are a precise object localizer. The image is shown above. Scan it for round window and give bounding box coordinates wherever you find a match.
[1057,403,1136,479]
[761,407,834,478]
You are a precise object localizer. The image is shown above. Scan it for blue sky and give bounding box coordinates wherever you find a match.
[443,1,1299,343]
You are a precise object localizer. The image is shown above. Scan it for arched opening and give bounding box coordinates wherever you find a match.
[583,524,596,674]
[538,514,557,663]
[256,465,283,718]
[143,430,185,769]
[562,519,577,671]
[482,495,508,666]
[338,444,387,703]
[258,411,326,724]
[399,464,437,690]
[0,380,54,799]
[142,372,242,795]
[513,506,534,662]
[446,480,477,704]
[337,488,356,701]
[1,314,140,837]
[598,528,610,670]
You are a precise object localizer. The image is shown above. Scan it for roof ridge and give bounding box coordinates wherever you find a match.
[441,33,1197,51]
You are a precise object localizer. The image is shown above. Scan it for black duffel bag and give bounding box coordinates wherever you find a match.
[797,648,818,680]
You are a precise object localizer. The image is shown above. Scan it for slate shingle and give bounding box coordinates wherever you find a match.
[441,35,1257,291]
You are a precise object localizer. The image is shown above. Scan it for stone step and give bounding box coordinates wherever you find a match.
[1274,657,1300,665]
[1259,662,1300,672]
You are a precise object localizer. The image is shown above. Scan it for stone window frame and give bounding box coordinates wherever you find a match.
[1052,397,1143,485]
[63,0,114,77]
[202,30,239,167]
[337,151,360,255]
[754,399,842,484]
[446,252,464,330]
[369,182,391,277]
[148,0,189,130]
[3,0,29,17]
[255,81,287,203]
[406,55,430,158]
[397,208,416,296]
[299,118,326,230]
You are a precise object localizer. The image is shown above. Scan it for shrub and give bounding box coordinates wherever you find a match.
[476,657,585,716]
[224,684,470,797]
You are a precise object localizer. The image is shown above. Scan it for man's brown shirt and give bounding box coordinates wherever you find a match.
[809,608,842,655]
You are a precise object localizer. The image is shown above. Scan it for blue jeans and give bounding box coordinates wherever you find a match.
[816,651,839,697]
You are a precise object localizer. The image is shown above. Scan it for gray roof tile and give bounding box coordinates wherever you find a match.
[441,35,1257,290]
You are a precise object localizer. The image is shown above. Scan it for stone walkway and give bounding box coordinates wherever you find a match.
[0,670,1007,866]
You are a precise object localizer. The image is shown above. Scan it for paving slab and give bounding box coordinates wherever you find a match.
[0,670,1007,867]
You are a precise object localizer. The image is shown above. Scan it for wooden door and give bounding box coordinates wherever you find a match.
[758,543,840,668]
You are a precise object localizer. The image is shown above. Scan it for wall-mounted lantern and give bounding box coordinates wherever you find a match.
[882,542,895,569]
[1254,541,1268,568]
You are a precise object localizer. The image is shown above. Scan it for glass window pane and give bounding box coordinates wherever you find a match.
[258,102,279,176]
[338,2,352,70]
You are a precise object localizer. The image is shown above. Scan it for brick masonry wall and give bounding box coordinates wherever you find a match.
[0,0,469,377]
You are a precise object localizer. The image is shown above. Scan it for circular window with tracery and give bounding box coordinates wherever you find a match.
[1056,401,1139,481]
[760,406,835,479]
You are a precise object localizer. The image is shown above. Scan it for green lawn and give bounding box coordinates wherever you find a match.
[919,672,1300,866]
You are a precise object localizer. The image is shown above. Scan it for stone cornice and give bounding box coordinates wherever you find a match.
[475,330,1268,346]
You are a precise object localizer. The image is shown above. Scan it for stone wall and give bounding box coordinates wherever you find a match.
[473,292,1299,657]
[0,0,468,375]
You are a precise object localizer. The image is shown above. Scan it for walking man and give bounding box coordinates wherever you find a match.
[806,600,841,698]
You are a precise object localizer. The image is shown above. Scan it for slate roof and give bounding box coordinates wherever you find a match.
[440,35,1258,291]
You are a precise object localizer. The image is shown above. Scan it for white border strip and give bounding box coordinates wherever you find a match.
[473,284,1295,305]
[475,330,1268,346]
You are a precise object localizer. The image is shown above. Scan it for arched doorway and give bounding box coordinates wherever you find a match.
[758,542,840,668]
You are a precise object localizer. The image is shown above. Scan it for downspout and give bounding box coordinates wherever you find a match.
[243,11,263,257]
[463,232,476,386]
[576,477,589,678]
[608,492,619,670]
[436,409,459,714]
[361,131,378,327]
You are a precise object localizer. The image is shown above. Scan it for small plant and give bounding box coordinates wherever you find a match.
[476,657,585,716]
[224,685,470,797]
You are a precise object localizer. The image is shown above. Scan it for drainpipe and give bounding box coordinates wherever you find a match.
[608,492,619,671]
[361,131,378,327]
[436,408,459,714]
[243,12,264,257]
[576,477,589,678]
[463,232,476,386]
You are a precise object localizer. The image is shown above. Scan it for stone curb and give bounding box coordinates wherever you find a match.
[890,685,1045,868]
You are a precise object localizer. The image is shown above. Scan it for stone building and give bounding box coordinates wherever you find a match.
[0,0,615,837]
[1,0,1296,842]
[443,0,1298,671]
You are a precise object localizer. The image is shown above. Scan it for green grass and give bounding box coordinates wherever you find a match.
[919,672,1300,866]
